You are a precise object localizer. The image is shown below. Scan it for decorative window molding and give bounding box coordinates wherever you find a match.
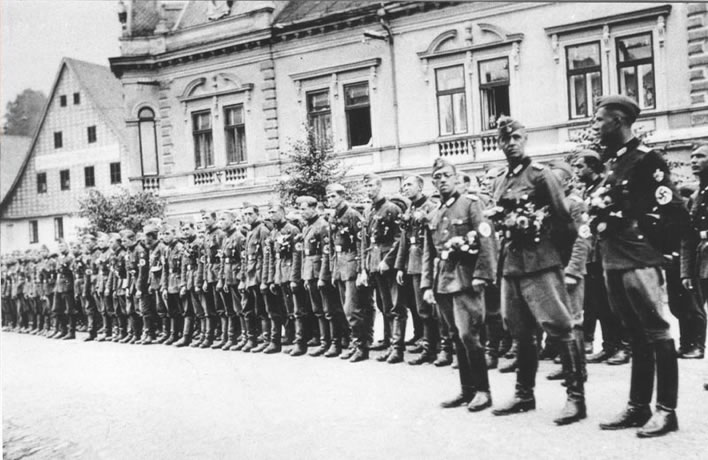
[544,5,672,37]
[178,75,253,124]
[290,58,381,83]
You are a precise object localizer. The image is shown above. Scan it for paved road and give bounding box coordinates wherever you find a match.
[2,331,707,460]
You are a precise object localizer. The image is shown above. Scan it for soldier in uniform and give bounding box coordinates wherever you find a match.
[680,145,708,362]
[52,240,76,340]
[149,224,170,343]
[325,185,371,361]
[174,222,199,347]
[591,95,683,437]
[573,150,631,365]
[395,175,440,365]
[160,225,184,345]
[135,225,158,344]
[80,235,100,341]
[94,233,114,341]
[216,212,244,350]
[106,232,128,343]
[422,158,497,411]
[201,211,226,349]
[489,117,585,426]
[239,205,271,352]
[360,173,407,364]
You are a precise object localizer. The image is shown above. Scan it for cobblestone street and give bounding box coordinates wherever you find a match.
[2,331,707,460]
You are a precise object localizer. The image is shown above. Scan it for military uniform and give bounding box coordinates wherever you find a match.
[174,235,200,347]
[220,226,246,350]
[150,240,171,342]
[422,190,497,408]
[160,239,185,345]
[201,225,227,347]
[395,194,439,363]
[109,244,129,342]
[361,197,406,358]
[240,220,271,352]
[135,241,155,343]
[52,251,76,339]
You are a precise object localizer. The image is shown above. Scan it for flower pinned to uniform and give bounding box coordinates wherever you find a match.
[487,197,549,245]
[653,169,665,183]
[441,231,480,261]
[295,242,303,251]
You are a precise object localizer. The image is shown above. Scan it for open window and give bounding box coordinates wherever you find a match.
[567,42,602,119]
[616,33,655,110]
[435,65,467,136]
[138,107,159,176]
[344,83,372,148]
[479,58,510,131]
[307,90,332,151]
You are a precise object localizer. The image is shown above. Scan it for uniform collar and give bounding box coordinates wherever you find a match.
[306,215,319,225]
[336,203,349,218]
[412,195,427,208]
[613,137,640,158]
[441,191,460,208]
[373,196,386,210]
[507,156,531,177]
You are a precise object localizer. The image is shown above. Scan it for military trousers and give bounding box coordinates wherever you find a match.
[604,267,671,344]
[200,283,218,317]
[336,279,374,347]
[137,290,157,321]
[291,282,312,318]
[227,285,241,316]
[371,270,408,348]
[566,277,584,329]
[52,291,76,316]
[583,261,625,352]
[434,288,489,392]
[263,287,286,326]
[242,286,267,321]
[181,290,197,317]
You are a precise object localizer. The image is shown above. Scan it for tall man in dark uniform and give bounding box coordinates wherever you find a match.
[489,116,585,426]
[591,95,683,437]
[422,159,497,411]
[175,222,199,347]
[395,175,440,365]
[360,174,407,363]
[53,240,76,340]
[218,212,245,351]
[136,225,158,344]
[201,211,226,348]
[159,225,184,345]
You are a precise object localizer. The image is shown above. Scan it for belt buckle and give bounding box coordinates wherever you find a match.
[701,230,708,240]
[335,245,342,253]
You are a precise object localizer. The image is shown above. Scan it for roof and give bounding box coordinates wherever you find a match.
[275,0,382,26]
[0,135,31,203]
[0,58,126,212]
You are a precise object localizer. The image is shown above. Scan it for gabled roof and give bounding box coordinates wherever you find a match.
[275,0,382,26]
[0,58,126,212]
[0,135,32,203]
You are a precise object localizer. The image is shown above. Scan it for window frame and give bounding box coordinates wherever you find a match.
[435,64,468,137]
[54,217,64,241]
[343,82,372,149]
[615,31,656,110]
[478,57,511,132]
[29,220,38,244]
[137,107,159,176]
[223,104,247,164]
[87,125,97,144]
[59,95,67,107]
[192,110,214,170]
[59,169,70,191]
[306,89,333,151]
[54,131,63,149]
[565,41,603,119]
[73,92,80,105]
[36,172,47,194]
[109,162,122,185]
[84,166,95,188]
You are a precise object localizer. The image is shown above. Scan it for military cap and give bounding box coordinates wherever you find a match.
[362,173,381,184]
[596,95,640,122]
[119,229,135,241]
[296,195,318,207]
[576,149,602,163]
[108,232,121,241]
[326,183,346,194]
[548,160,573,181]
[432,157,456,174]
[497,116,525,137]
[143,224,158,236]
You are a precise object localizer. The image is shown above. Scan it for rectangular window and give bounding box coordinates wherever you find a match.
[307,90,332,151]
[60,95,67,107]
[616,33,655,110]
[84,166,95,187]
[54,131,63,149]
[87,125,97,143]
[479,58,510,131]
[60,169,70,191]
[37,173,47,194]
[54,217,64,241]
[29,220,38,244]
[192,111,213,169]
[567,42,602,119]
[224,105,246,164]
[110,162,122,184]
[73,92,80,105]
[344,83,372,148]
[436,65,468,136]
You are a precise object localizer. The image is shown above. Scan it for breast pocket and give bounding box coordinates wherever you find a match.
[451,217,471,237]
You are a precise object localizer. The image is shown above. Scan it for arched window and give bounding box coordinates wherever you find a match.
[138,107,158,176]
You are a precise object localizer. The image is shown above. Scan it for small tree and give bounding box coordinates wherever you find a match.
[78,188,166,234]
[4,89,47,136]
[277,126,361,205]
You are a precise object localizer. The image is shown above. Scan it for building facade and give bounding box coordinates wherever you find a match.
[103,1,708,220]
[0,58,129,251]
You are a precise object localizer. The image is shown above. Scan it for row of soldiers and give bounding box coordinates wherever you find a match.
[2,95,706,439]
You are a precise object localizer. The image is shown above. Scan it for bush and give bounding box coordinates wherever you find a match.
[77,188,166,234]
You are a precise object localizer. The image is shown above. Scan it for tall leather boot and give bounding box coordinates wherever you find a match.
[241,317,259,352]
[371,317,391,351]
[156,318,170,344]
[637,339,679,438]
[309,318,330,356]
[264,320,283,354]
[230,317,248,351]
[467,348,493,412]
[54,315,68,339]
[164,318,179,345]
[600,341,655,430]
[83,313,96,342]
[174,317,194,347]
[252,318,271,353]
[97,314,112,342]
[387,317,406,364]
[141,317,155,345]
[130,316,143,344]
[212,317,229,349]
[493,340,537,416]
[324,320,342,357]
[200,317,215,348]
[221,317,237,350]
[290,318,308,356]
[410,318,438,365]
[553,339,587,425]
[283,318,295,346]
[62,316,76,340]
[191,318,206,347]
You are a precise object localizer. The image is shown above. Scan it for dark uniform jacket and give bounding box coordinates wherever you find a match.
[582,176,606,266]
[96,249,112,297]
[329,203,364,282]
[268,221,300,285]
[203,227,226,284]
[242,221,270,287]
[361,197,401,273]
[395,195,437,276]
[160,241,184,294]
[220,229,245,287]
[681,180,708,280]
[564,194,591,279]
[71,254,86,297]
[298,215,330,282]
[492,158,575,277]
[149,241,166,292]
[111,247,128,296]
[421,192,497,294]
[55,253,74,294]
[180,238,200,292]
[596,138,687,271]
[134,242,150,294]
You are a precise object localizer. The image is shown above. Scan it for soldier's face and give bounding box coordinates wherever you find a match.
[432,165,458,196]
[401,178,421,199]
[591,107,620,145]
[58,242,68,254]
[110,238,121,251]
[326,192,344,209]
[499,130,527,161]
[243,208,256,225]
[572,159,593,183]
[180,226,194,240]
[218,215,233,230]
[690,147,708,175]
[163,231,174,244]
[202,214,215,227]
[364,180,381,200]
[268,207,284,223]
[299,202,316,220]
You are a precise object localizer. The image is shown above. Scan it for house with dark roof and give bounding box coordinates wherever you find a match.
[0,58,129,251]
[109,1,708,221]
